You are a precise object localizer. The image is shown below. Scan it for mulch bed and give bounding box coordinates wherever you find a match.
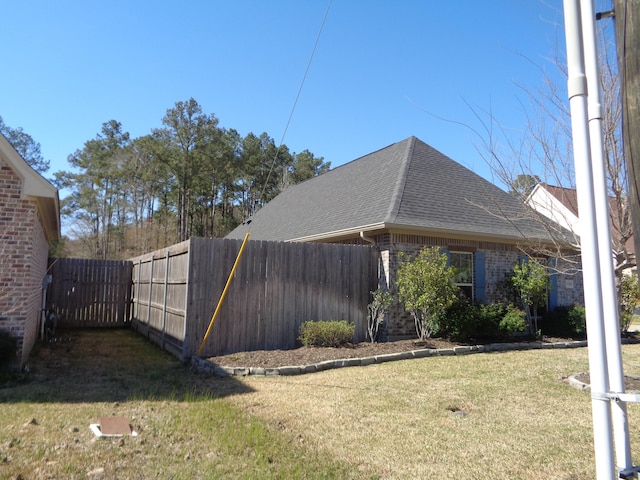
[573,373,640,392]
[205,336,574,369]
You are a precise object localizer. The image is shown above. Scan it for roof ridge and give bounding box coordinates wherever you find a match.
[384,136,416,222]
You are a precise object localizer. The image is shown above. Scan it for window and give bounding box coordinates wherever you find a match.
[450,251,473,300]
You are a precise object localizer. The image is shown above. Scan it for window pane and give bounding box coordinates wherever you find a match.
[451,252,473,285]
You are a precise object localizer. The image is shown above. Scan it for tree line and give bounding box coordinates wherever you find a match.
[50,98,330,259]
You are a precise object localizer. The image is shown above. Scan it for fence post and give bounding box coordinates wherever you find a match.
[134,259,141,323]
[146,256,155,337]
[161,250,170,349]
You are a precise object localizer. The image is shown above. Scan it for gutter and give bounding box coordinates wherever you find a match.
[290,222,559,249]
[290,223,386,243]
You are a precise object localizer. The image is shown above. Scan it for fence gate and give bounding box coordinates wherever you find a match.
[47,258,133,328]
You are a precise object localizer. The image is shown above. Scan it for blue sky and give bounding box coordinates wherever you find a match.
[1,1,609,198]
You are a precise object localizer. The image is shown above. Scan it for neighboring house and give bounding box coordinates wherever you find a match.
[526,183,635,274]
[0,134,60,368]
[227,137,583,337]
[526,184,580,238]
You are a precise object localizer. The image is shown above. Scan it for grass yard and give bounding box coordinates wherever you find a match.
[229,342,640,479]
[0,329,372,480]
[2,329,640,479]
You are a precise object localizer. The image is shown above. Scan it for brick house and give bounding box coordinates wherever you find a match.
[227,137,584,337]
[0,134,60,368]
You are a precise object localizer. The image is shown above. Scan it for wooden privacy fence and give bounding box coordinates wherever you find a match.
[47,258,133,327]
[129,237,379,360]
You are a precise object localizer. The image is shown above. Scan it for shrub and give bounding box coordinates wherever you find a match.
[436,298,480,341]
[477,303,508,338]
[499,306,527,336]
[567,304,586,336]
[298,320,355,347]
[543,305,586,338]
[0,330,17,366]
[620,310,634,336]
[367,287,392,343]
[510,259,549,334]
[436,301,527,342]
[620,274,640,333]
[397,247,459,340]
[437,300,517,342]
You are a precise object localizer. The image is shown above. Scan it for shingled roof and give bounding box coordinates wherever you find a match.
[226,136,551,243]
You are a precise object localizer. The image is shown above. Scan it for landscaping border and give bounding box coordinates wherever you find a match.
[190,339,623,377]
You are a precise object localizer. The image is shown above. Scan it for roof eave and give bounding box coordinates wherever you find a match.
[1,134,61,242]
[289,223,388,242]
[291,221,561,248]
[30,194,61,243]
[384,222,567,246]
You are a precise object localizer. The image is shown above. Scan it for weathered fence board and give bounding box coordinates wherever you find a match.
[129,241,189,358]
[47,258,133,327]
[129,237,378,360]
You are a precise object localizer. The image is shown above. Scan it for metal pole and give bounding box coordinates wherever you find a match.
[563,1,615,478]
[581,0,632,471]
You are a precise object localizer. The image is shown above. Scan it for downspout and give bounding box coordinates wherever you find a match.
[360,231,387,342]
[360,231,387,290]
[359,231,376,246]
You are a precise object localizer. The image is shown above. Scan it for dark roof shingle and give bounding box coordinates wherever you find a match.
[226,136,549,243]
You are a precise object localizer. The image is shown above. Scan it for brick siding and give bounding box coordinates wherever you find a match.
[0,159,50,368]
[346,232,585,338]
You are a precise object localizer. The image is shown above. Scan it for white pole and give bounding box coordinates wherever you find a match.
[580,0,633,471]
[563,1,616,478]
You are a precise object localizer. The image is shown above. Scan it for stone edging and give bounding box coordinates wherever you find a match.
[567,373,590,391]
[567,371,640,392]
[191,338,637,378]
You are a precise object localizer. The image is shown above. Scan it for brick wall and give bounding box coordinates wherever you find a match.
[21,210,48,366]
[0,159,50,368]
[358,232,584,338]
[555,257,584,306]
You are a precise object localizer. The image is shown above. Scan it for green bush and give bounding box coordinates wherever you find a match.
[435,298,477,341]
[477,303,508,338]
[542,305,586,338]
[397,247,459,340]
[620,274,640,333]
[298,320,355,347]
[436,301,527,342]
[567,304,586,336]
[620,310,634,335]
[437,300,514,341]
[499,306,527,336]
[0,330,17,366]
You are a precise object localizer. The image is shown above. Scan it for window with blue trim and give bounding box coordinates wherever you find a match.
[450,251,473,300]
